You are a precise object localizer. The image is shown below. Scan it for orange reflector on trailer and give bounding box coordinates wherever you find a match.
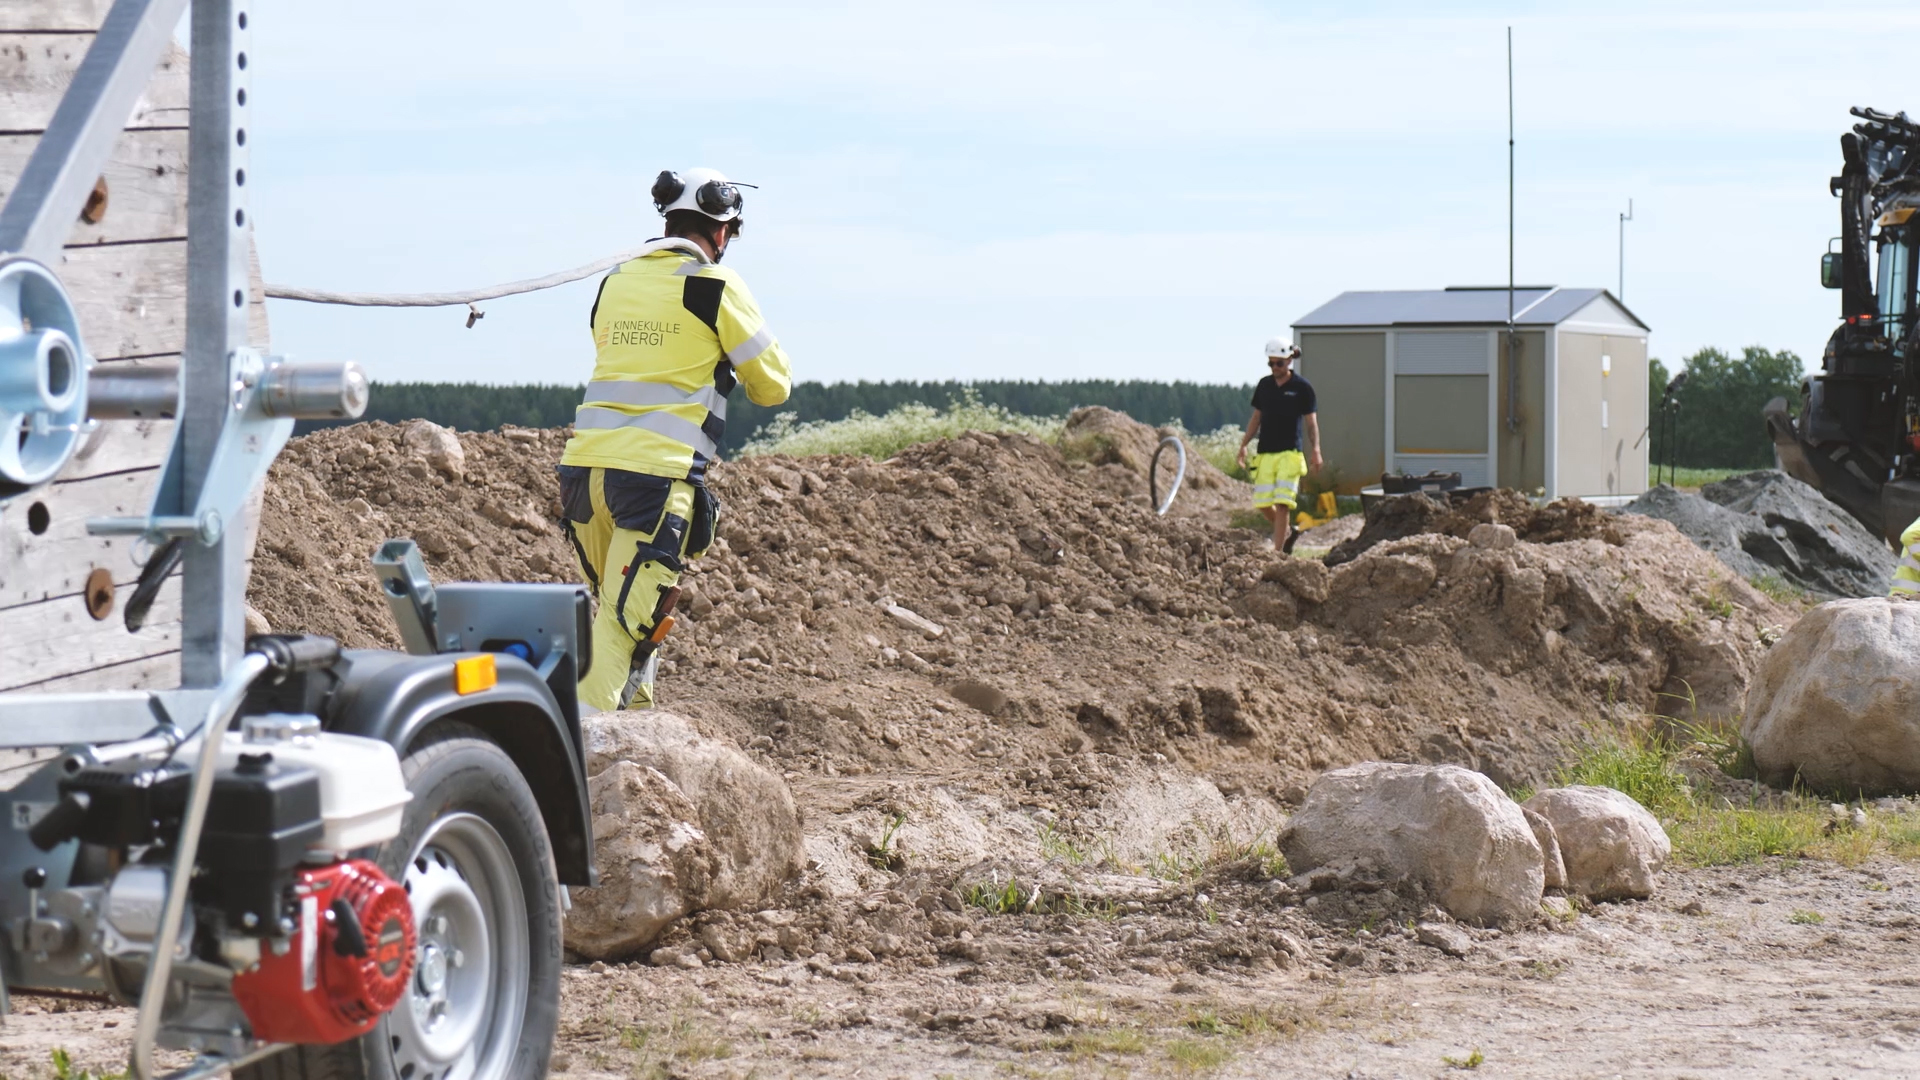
[453,654,497,695]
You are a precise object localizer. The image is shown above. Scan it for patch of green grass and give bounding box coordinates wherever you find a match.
[1165,1038,1234,1071]
[1442,1047,1486,1070]
[965,878,1029,915]
[867,812,907,872]
[1228,508,1270,532]
[1653,466,1748,490]
[1789,909,1827,925]
[1184,423,1251,481]
[1554,727,1695,816]
[740,390,1062,459]
[1555,722,1920,869]
[50,1049,127,1080]
[1749,572,1812,606]
[1057,1027,1147,1058]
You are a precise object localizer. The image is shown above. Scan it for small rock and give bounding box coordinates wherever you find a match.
[589,960,608,974]
[1524,786,1671,901]
[1468,522,1518,550]
[243,604,271,638]
[949,679,1010,716]
[1677,899,1706,916]
[882,602,946,639]
[549,1052,571,1073]
[1415,921,1475,957]
[1171,976,1204,994]
[401,419,465,479]
[846,944,876,963]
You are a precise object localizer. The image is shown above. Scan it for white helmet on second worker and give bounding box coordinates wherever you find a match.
[650,167,750,223]
[1265,336,1299,360]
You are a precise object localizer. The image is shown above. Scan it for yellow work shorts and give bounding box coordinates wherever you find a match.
[1250,450,1307,510]
[557,465,717,712]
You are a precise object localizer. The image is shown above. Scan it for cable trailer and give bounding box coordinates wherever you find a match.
[0,5,591,1080]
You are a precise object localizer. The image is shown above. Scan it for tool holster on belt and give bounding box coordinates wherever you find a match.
[614,585,682,710]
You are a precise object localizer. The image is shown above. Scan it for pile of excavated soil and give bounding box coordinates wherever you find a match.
[1625,471,1893,599]
[250,423,577,648]
[1326,488,1624,566]
[1056,405,1246,521]
[250,413,1787,833]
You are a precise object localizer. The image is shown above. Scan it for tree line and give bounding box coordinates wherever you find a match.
[1647,346,1804,470]
[299,347,1805,471]
[298,379,1259,457]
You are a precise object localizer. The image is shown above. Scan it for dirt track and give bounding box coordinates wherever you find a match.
[11,858,1918,1078]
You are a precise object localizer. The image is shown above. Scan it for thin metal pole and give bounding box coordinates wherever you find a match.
[1618,198,1633,299]
[1506,27,1515,379]
[180,0,252,688]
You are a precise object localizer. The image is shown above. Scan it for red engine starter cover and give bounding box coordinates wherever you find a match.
[232,858,417,1045]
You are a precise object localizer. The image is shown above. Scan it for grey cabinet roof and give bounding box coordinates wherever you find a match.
[1293,286,1648,330]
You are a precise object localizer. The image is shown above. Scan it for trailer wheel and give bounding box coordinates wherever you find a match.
[237,727,562,1080]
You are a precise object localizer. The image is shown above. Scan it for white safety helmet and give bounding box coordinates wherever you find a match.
[1264,336,1298,360]
[650,167,751,223]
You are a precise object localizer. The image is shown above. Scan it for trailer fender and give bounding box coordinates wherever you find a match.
[320,649,596,886]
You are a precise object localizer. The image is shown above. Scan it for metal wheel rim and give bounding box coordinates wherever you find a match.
[384,812,529,1080]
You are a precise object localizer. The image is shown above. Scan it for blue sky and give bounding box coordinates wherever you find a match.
[245,1,1920,389]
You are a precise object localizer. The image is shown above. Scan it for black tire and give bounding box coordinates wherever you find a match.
[237,727,562,1080]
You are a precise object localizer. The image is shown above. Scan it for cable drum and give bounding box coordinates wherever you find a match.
[1148,434,1187,516]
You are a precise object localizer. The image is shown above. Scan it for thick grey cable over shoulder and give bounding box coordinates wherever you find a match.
[263,248,646,307]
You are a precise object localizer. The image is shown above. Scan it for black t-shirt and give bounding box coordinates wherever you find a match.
[1251,374,1316,454]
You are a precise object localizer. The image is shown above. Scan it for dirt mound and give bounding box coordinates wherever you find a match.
[1057,405,1247,520]
[1326,489,1623,566]
[250,422,575,649]
[251,420,1787,827]
[1623,471,1891,599]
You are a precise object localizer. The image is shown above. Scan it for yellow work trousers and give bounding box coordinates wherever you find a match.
[559,466,705,712]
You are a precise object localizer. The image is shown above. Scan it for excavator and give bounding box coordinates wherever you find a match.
[1766,107,1920,545]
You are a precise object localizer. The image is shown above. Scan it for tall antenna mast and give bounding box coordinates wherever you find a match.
[1503,26,1518,435]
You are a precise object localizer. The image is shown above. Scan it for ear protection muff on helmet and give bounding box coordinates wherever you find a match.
[651,170,686,211]
[695,180,742,217]
[652,167,753,223]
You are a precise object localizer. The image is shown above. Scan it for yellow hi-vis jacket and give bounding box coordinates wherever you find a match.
[559,237,792,481]
[1894,516,1920,597]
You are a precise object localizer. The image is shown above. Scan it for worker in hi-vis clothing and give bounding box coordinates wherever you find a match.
[1892,515,1920,598]
[1235,338,1321,555]
[558,168,792,712]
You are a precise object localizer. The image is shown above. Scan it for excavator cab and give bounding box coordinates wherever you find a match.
[1767,109,1920,544]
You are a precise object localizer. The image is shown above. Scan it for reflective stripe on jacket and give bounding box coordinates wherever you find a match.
[1894,516,1920,597]
[559,237,792,480]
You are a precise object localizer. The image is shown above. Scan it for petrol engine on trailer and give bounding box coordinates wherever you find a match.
[15,680,416,1054]
[230,859,415,1044]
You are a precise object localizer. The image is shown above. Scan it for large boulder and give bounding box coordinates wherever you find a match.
[1743,599,1920,795]
[565,762,716,959]
[582,710,806,910]
[1522,786,1669,900]
[1279,762,1544,925]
